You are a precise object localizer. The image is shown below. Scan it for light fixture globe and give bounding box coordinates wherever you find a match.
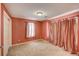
[34,10,46,16]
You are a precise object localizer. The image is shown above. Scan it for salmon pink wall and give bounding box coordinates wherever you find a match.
[42,20,50,40]
[0,4,1,47]
[12,18,27,44]
[42,21,47,39]
[12,17,43,45]
[35,21,42,39]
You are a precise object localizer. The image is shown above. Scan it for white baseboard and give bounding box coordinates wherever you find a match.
[12,42,27,47]
[12,39,43,47]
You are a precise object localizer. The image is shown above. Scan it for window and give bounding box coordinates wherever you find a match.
[27,22,35,37]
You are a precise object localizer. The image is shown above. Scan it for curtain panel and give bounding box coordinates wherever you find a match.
[49,17,77,54]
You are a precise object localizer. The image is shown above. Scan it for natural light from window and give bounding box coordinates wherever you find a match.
[27,23,35,37]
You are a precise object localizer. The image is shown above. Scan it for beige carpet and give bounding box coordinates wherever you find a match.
[7,40,76,56]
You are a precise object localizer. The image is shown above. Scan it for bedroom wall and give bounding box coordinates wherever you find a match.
[12,17,43,45]
[0,3,1,56]
[35,21,42,39]
[12,17,26,45]
[42,20,50,41]
[0,3,1,49]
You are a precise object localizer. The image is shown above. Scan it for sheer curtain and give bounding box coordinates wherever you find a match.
[27,22,35,38]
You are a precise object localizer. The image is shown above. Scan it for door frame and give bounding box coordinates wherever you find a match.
[1,4,12,56]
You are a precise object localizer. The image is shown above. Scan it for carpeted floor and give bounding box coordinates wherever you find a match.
[7,40,76,56]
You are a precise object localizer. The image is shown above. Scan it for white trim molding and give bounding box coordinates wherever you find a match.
[49,9,79,20]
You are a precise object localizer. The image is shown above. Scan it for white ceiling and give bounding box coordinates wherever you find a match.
[4,3,79,21]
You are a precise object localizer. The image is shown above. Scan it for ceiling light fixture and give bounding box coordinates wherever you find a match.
[34,10,46,16]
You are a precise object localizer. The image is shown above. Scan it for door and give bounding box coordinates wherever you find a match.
[3,11,12,56]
